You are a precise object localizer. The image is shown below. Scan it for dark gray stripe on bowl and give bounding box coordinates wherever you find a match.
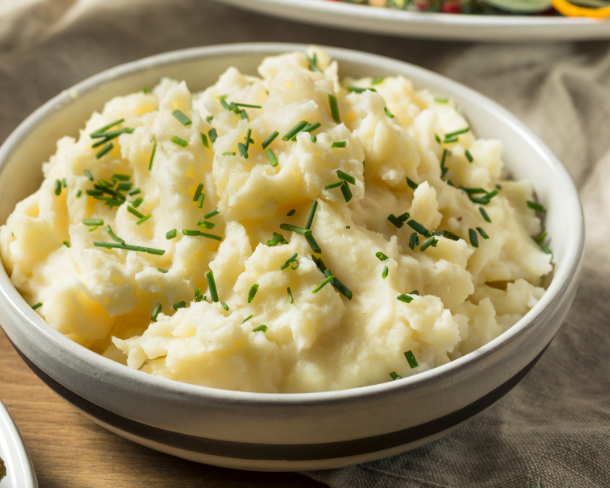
[12,342,546,461]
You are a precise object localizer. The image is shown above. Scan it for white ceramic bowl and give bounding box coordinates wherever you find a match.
[0,400,38,488]
[0,43,584,472]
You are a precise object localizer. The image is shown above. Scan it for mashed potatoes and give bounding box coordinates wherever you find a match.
[0,48,552,393]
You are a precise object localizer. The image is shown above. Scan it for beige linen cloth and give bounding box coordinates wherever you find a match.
[1,0,608,486]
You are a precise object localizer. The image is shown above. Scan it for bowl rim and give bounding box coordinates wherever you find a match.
[0,42,585,406]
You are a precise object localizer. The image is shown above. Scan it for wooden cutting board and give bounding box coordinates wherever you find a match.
[0,329,324,488]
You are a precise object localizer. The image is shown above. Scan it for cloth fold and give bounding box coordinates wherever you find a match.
[0,0,608,486]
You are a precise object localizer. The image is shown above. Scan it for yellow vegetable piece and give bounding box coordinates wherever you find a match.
[551,0,610,18]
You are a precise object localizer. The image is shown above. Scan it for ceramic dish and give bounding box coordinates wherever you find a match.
[0,400,38,488]
[0,43,584,471]
[216,0,610,41]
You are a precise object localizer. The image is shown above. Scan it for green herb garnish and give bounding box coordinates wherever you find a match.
[151,303,162,322]
[477,227,489,239]
[382,266,389,279]
[148,135,157,171]
[54,180,62,196]
[106,225,125,244]
[287,287,294,304]
[405,350,418,368]
[209,128,218,143]
[279,223,312,236]
[479,207,491,223]
[312,274,334,294]
[32,302,42,310]
[407,178,418,190]
[328,94,340,123]
[420,237,438,252]
[206,270,218,302]
[201,133,209,149]
[281,253,299,270]
[262,131,279,149]
[465,149,473,162]
[527,200,545,212]
[252,324,268,333]
[389,372,402,380]
[90,119,124,136]
[469,228,479,248]
[282,121,308,141]
[376,252,388,261]
[84,219,104,226]
[172,110,191,126]
[181,230,222,241]
[166,229,177,240]
[384,107,395,118]
[397,294,413,303]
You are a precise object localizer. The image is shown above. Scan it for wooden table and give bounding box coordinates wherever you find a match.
[0,329,324,488]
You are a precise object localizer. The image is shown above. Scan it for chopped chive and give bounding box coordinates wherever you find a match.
[166,229,177,240]
[346,226,350,229]
[462,187,487,195]
[340,182,352,203]
[148,135,157,171]
[173,301,186,311]
[435,134,441,144]
[106,225,125,244]
[382,265,389,279]
[90,119,124,137]
[405,350,419,368]
[195,294,205,302]
[91,128,135,144]
[328,94,341,123]
[83,219,104,226]
[305,234,322,254]
[151,303,162,322]
[181,230,222,241]
[84,169,94,181]
[206,115,214,123]
[479,207,491,223]
[195,287,201,297]
[407,220,431,237]
[105,198,124,208]
[337,170,355,185]
[221,302,230,311]
[96,143,113,159]
[248,284,259,303]
[307,52,322,73]
[371,77,384,85]
[244,128,253,150]
[540,242,552,255]
[158,268,169,274]
[410,290,419,295]
[407,178,418,190]
[469,228,479,248]
[197,193,205,209]
[287,209,296,217]
[306,200,318,229]
[527,200,545,212]
[209,128,218,143]
[384,107,395,118]
[136,214,152,225]
[86,190,104,196]
[469,189,498,205]
[347,86,377,93]
[287,287,294,304]
[390,372,402,381]
[282,121,308,141]
[444,136,458,144]
[280,223,312,236]
[325,181,343,190]
[127,206,144,219]
[476,227,489,239]
[313,274,334,294]
[88,226,99,232]
[281,253,299,270]
[219,96,231,111]
[535,232,547,243]
[112,174,131,181]
[311,135,317,143]
[303,122,321,133]
[172,109,192,126]
[63,241,70,248]
[200,133,209,149]
[445,127,470,139]
[62,178,67,188]
[97,179,114,189]
[465,149,474,163]
[171,136,188,147]
[266,232,288,247]
[266,148,279,167]
[397,294,413,303]
[32,302,43,310]
[204,209,220,219]
[54,180,62,196]
[197,220,215,229]
[207,270,218,302]
[252,324,268,333]
[93,241,165,255]
[238,142,249,159]
[331,141,347,148]
[420,237,438,252]
[435,98,448,103]
[116,182,132,192]
[243,315,253,323]
[376,252,388,261]
[262,131,279,149]
[76,189,82,198]
[240,110,249,121]
[193,183,204,202]
[235,103,262,109]
[387,214,404,228]
[222,151,236,156]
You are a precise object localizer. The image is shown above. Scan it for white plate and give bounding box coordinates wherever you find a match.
[216,0,610,41]
[0,400,37,488]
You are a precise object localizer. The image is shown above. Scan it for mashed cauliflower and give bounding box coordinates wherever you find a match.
[0,48,552,393]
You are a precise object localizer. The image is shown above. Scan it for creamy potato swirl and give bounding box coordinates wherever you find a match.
[0,48,551,393]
